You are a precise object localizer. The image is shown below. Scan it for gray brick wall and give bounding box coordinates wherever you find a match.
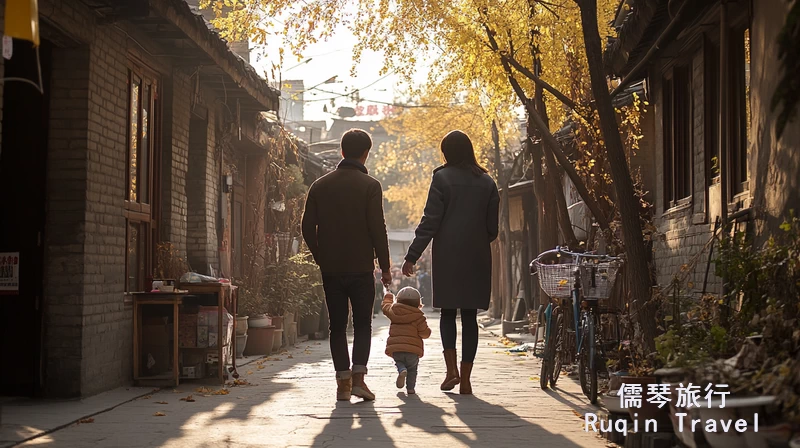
[161,70,192,252]
[80,22,131,397]
[186,87,219,274]
[3,0,244,397]
[43,44,92,397]
[652,46,722,298]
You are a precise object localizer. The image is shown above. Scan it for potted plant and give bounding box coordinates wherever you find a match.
[154,242,190,287]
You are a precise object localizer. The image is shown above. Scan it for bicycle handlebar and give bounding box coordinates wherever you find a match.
[531,246,622,265]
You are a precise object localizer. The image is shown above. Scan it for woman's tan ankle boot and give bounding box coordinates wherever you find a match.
[459,362,473,394]
[351,373,375,401]
[440,349,461,391]
[336,370,352,401]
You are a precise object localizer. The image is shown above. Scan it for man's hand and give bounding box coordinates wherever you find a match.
[402,260,415,277]
[381,270,392,288]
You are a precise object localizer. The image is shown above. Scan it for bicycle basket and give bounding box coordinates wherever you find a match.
[534,261,576,299]
[579,261,621,299]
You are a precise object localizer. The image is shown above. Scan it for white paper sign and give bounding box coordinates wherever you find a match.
[0,252,20,293]
[2,36,12,60]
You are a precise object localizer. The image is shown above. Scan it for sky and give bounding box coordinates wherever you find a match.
[249,8,431,124]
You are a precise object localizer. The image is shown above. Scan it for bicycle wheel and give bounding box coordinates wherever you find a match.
[579,312,599,404]
[539,310,555,390]
[578,313,590,396]
[550,313,565,388]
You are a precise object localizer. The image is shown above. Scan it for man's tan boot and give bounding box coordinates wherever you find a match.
[351,373,375,401]
[459,362,473,395]
[440,349,461,391]
[336,370,352,401]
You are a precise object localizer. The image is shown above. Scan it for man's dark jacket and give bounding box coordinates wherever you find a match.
[301,159,391,274]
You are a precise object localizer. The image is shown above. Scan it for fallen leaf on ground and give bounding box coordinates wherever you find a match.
[287,355,294,359]
[154,412,166,417]
[247,371,253,375]
[156,401,168,404]
[530,376,540,381]
[180,395,195,402]
[572,410,582,418]
[78,418,94,424]
[211,388,230,395]
[141,395,152,400]
[172,389,181,393]
[304,350,312,354]
[195,387,213,394]
[237,396,245,399]
[257,365,265,370]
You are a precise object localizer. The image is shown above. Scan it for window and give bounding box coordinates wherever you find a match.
[728,27,750,196]
[703,27,750,203]
[662,65,692,208]
[125,66,160,292]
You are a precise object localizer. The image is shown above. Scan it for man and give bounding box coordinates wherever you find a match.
[302,129,392,402]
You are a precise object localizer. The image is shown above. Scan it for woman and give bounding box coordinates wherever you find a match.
[402,130,500,394]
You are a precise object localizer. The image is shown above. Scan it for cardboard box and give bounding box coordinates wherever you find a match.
[197,325,209,348]
[178,313,198,347]
[181,364,204,379]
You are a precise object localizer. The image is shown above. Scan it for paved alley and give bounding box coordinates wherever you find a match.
[17,313,606,448]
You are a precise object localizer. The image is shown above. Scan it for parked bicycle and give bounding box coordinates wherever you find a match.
[530,246,622,404]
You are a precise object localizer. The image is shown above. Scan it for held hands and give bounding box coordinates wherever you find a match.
[381,270,392,288]
[402,260,415,277]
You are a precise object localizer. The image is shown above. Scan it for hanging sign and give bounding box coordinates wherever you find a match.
[0,252,20,294]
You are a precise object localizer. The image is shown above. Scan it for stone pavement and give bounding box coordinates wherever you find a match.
[15,312,606,447]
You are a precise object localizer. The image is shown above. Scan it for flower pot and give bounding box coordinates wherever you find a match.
[244,326,275,357]
[271,316,284,330]
[286,322,298,347]
[236,334,248,358]
[621,376,671,426]
[248,314,272,328]
[699,396,784,448]
[272,328,284,352]
[299,313,321,336]
[236,316,249,336]
[669,384,703,448]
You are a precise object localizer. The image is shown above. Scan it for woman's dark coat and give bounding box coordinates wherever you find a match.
[405,165,500,310]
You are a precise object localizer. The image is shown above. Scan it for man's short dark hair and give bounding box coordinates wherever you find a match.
[341,129,372,159]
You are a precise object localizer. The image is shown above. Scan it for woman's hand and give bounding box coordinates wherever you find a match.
[402,260,415,277]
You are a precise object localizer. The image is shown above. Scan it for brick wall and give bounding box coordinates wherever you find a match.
[186,87,219,274]
[161,70,192,252]
[652,45,722,298]
[80,22,131,396]
[43,44,92,397]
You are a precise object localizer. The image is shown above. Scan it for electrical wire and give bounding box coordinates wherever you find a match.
[0,45,44,94]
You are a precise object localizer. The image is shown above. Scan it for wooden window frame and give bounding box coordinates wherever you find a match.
[125,62,161,293]
[662,63,693,211]
[727,25,750,198]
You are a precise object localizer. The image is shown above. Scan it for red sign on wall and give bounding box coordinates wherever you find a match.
[355,104,396,117]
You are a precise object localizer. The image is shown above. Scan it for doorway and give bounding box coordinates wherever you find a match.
[0,39,53,396]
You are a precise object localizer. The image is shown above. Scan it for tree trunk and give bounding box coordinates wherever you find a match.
[576,0,658,352]
[536,86,579,247]
[493,121,516,324]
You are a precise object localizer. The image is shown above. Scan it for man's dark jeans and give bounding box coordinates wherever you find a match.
[322,273,375,373]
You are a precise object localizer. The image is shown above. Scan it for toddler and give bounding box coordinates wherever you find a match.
[382,286,431,394]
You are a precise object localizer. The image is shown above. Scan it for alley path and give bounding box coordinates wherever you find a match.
[20,313,606,448]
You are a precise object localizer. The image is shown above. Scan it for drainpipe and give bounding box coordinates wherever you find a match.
[719,0,731,323]
[719,0,729,228]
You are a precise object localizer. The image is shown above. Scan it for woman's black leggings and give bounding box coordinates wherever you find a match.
[440,308,478,363]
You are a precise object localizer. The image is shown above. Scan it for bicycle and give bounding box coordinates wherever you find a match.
[531,247,622,404]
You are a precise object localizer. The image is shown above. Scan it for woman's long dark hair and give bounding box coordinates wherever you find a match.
[440,130,489,176]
